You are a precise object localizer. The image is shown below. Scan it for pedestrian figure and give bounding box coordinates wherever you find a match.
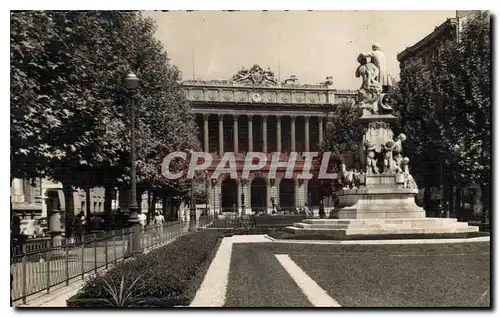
[319,204,326,219]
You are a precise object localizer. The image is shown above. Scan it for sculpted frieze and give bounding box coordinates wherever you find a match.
[207,90,219,101]
[295,92,306,103]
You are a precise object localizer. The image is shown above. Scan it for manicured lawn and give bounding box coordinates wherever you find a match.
[226,242,490,307]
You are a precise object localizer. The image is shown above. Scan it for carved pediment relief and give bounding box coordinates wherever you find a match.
[231,64,278,86]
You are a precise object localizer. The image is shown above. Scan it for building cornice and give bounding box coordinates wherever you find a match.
[180,64,356,106]
[181,81,356,106]
[397,18,458,62]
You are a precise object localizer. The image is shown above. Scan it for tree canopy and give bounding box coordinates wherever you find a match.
[11,11,200,203]
[391,11,490,189]
[389,11,491,216]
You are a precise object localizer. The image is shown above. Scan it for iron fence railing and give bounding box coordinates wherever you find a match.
[11,220,187,305]
[198,214,309,232]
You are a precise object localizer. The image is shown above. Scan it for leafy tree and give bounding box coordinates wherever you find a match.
[391,11,491,217]
[390,59,443,188]
[11,11,200,216]
[315,100,362,196]
[11,11,133,212]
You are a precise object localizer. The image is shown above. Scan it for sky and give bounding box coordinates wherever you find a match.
[144,10,456,89]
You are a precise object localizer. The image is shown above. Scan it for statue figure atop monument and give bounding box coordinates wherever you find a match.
[369,43,392,93]
[355,53,383,114]
[354,45,396,117]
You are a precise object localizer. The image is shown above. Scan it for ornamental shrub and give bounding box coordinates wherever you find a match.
[68,231,222,307]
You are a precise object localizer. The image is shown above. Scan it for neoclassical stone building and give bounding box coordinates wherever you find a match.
[183,65,356,213]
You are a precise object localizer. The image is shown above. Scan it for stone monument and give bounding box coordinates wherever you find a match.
[285,46,479,238]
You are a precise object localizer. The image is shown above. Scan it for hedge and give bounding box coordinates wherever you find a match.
[67,231,222,307]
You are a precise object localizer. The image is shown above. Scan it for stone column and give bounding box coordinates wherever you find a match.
[242,180,250,214]
[269,180,278,213]
[23,179,34,204]
[218,114,224,155]
[248,115,253,152]
[297,180,307,208]
[11,178,25,204]
[305,115,310,152]
[214,184,222,214]
[276,115,282,153]
[233,114,239,154]
[203,114,209,153]
[291,115,296,152]
[237,180,242,214]
[262,116,268,153]
[318,116,324,145]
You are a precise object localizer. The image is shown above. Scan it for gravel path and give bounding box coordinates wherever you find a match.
[190,237,234,307]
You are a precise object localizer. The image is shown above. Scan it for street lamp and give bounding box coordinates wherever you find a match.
[204,171,209,215]
[451,144,462,219]
[211,179,217,215]
[125,72,142,256]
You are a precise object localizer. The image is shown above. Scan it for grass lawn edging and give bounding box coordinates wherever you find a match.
[66,231,223,307]
[267,231,490,241]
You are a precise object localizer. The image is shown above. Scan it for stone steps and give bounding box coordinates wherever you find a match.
[285,218,479,236]
[334,211,427,219]
[284,226,479,235]
[302,218,458,225]
[294,223,470,230]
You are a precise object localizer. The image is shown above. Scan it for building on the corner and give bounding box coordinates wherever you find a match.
[397,10,476,70]
[10,178,106,219]
[183,64,356,214]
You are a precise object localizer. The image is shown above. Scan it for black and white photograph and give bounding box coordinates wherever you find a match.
[9,6,492,309]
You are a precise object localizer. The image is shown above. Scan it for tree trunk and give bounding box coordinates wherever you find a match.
[162,196,167,217]
[146,191,152,225]
[85,187,91,217]
[62,183,74,237]
[455,185,462,220]
[480,183,490,222]
[62,183,75,215]
[104,185,114,214]
[136,189,143,213]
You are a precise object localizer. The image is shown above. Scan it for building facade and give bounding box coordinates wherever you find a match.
[397,11,475,70]
[11,178,106,218]
[183,65,356,214]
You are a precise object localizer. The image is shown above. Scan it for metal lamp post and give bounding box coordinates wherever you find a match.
[204,171,209,215]
[219,193,222,214]
[452,144,461,219]
[125,72,142,256]
[211,179,217,215]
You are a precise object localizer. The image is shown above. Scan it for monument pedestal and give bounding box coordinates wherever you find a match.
[285,175,479,238]
[284,114,479,239]
[333,174,425,219]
